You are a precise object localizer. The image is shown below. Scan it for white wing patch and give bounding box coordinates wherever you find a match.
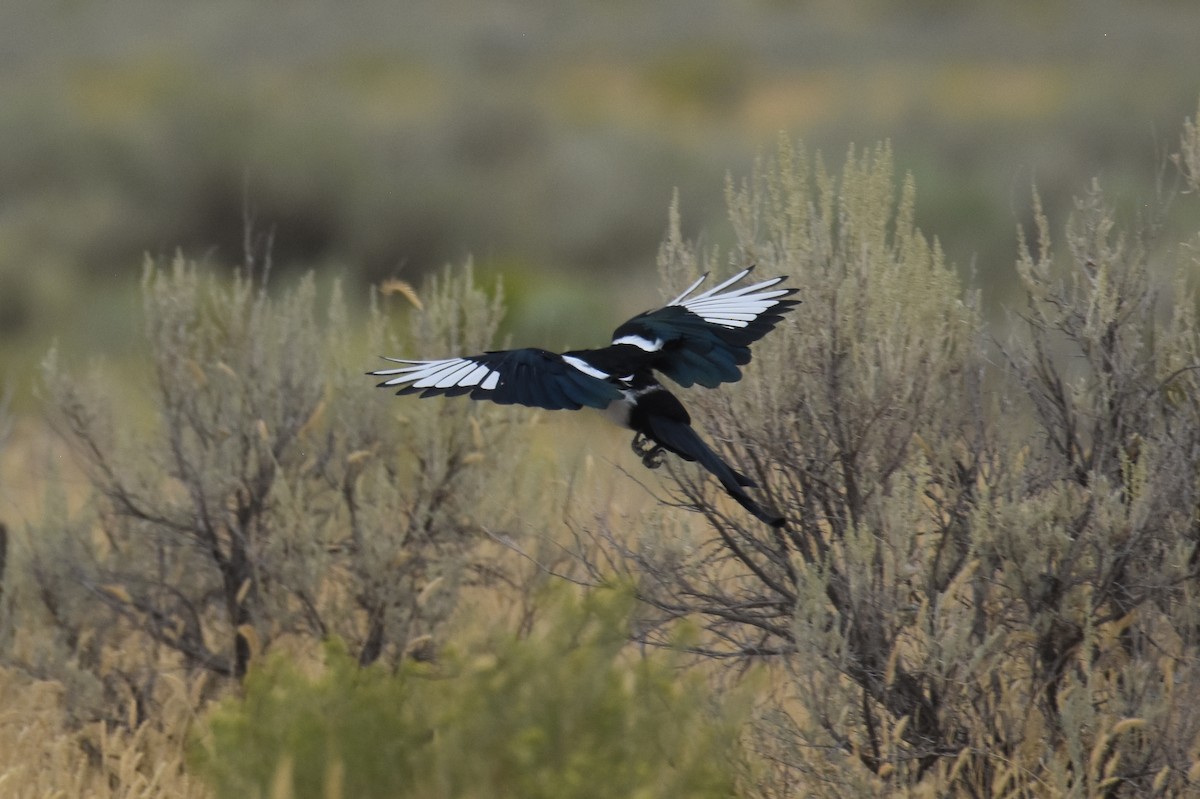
[373,357,501,391]
[670,268,792,329]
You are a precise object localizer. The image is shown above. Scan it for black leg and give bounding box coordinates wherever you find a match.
[631,432,665,469]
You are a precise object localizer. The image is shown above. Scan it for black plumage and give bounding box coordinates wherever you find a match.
[372,267,798,526]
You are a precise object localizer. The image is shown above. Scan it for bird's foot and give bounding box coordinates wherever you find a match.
[631,433,665,469]
[641,448,665,469]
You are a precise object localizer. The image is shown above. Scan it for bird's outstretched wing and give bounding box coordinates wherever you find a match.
[372,348,623,411]
[611,267,798,388]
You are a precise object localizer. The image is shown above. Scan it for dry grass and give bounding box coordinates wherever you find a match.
[0,667,209,798]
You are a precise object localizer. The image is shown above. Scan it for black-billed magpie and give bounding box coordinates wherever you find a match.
[372,267,798,526]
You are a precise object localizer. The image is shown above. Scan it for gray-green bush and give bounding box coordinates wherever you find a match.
[578,124,1200,795]
[2,258,526,722]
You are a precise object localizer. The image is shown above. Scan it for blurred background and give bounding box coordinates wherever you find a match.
[2,0,1199,404]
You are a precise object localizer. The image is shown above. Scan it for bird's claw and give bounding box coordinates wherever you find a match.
[641,448,665,469]
[631,433,665,469]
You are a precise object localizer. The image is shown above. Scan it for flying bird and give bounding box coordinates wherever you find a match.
[372,267,798,526]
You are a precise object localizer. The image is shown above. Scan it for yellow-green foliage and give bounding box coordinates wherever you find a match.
[192,586,747,799]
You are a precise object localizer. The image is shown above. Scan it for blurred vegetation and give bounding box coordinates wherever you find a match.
[193,586,749,799]
[2,105,1199,794]
[2,1,1200,793]
[3,0,1200,403]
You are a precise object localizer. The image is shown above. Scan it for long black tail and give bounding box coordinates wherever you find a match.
[641,415,785,527]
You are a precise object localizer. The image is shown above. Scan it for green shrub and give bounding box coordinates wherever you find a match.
[193,585,748,799]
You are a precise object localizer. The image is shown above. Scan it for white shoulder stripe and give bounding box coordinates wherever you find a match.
[612,333,664,351]
[562,355,610,380]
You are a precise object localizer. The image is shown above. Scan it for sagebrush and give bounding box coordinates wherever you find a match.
[4,98,1200,799]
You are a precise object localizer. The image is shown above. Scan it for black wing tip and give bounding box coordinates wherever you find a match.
[771,294,801,313]
[740,271,800,304]
[762,278,799,295]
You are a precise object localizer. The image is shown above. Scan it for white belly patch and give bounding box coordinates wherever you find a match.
[601,396,634,428]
